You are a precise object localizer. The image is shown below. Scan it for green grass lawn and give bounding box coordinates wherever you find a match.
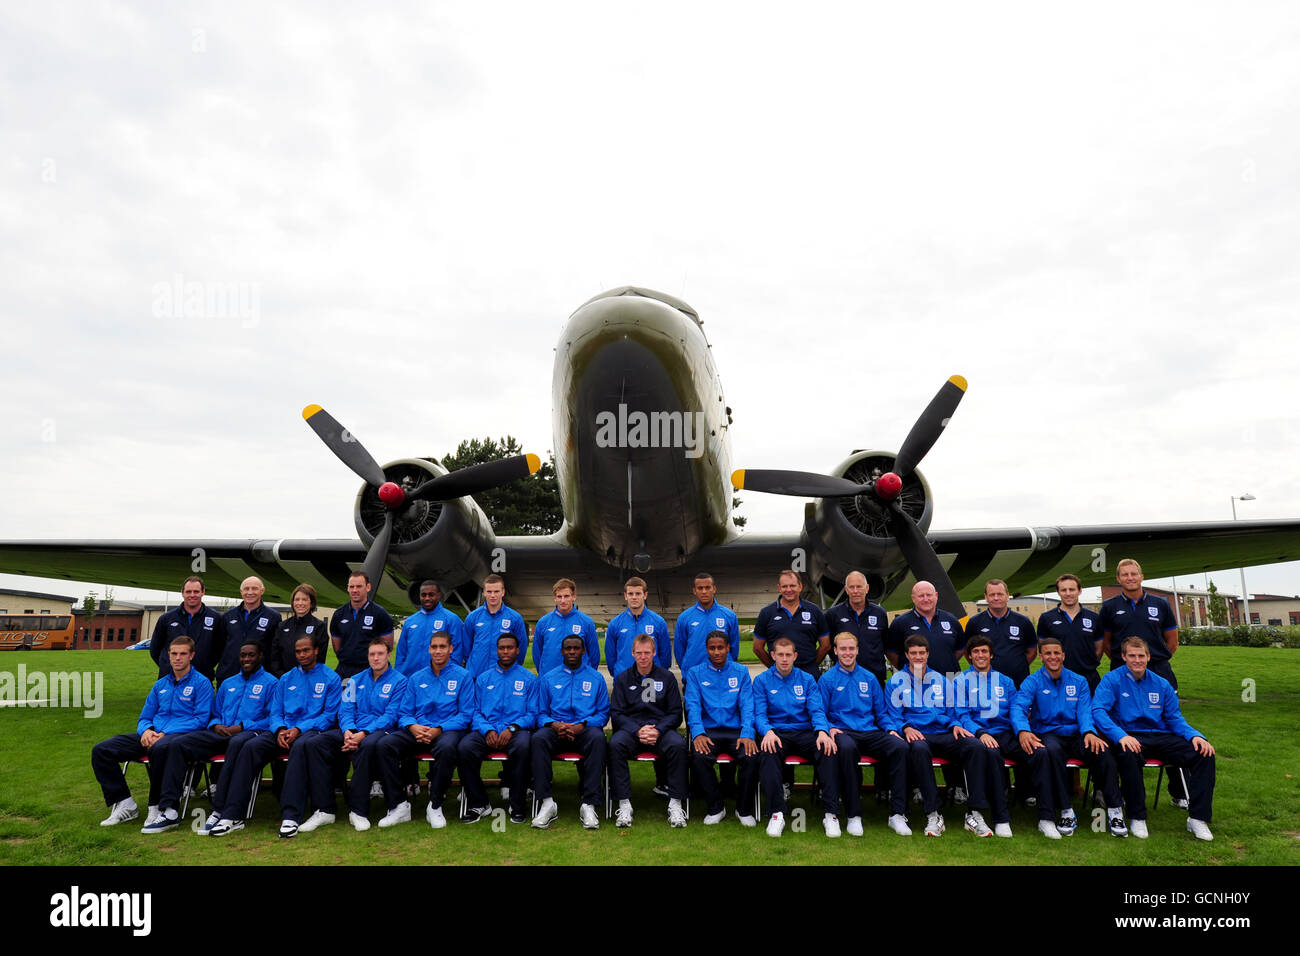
[0,647,1295,866]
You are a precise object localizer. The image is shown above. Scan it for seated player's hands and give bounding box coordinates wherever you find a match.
[637,725,659,745]
[1083,732,1107,754]
[1018,730,1043,753]
[760,730,782,754]
[484,730,500,749]
[140,729,163,748]
[903,726,925,744]
[279,727,301,748]
[1118,734,1142,754]
[979,733,999,749]
[342,730,366,751]
[816,730,836,755]
[693,733,715,755]
[1193,736,1215,757]
[953,725,973,739]
[496,728,513,748]
[738,736,758,757]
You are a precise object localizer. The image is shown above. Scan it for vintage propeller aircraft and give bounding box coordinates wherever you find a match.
[3,286,1298,620]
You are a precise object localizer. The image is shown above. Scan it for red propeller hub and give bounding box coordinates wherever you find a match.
[377,481,406,508]
[875,472,903,501]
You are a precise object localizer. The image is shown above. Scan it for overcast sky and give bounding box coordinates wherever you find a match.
[4,2,1299,608]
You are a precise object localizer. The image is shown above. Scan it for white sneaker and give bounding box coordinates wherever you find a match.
[952,786,969,805]
[140,810,180,834]
[298,810,335,832]
[426,804,446,829]
[100,799,139,827]
[1130,819,1149,839]
[737,813,757,827]
[579,803,600,829]
[531,798,558,829]
[924,811,945,837]
[1187,818,1214,842]
[1038,819,1061,839]
[1058,810,1078,836]
[277,819,297,839]
[196,811,221,836]
[1107,810,1129,838]
[379,802,411,828]
[994,822,1013,838]
[142,805,162,826]
[349,811,371,832]
[887,814,913,836]
[703,809,726,825]
[210,818,245,838]
[615,801,633,828]
[846,816,864,837]
[964,810,992,837]
[668,801,687,828]
[766,812,785,837]
[823,813,842,838]
[1172,796,1190,811]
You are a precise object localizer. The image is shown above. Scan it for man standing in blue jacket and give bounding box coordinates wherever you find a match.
[532,577,600,675]
[1012,635,1126,839]
[183,640,278,836]
[461,574,529,677]
[605,576,670,675]
[338,637,408,831]
[531,636,609,830]
[818,632,911,838]
[382,630,475,829]
[214,577,282,684]
[753,636,839,838]
[1092,637,1217,841]
[674,572,741,676]
[92,635,214,829]
[609,635,687,828]
[952,634,1022,838]
[395,581,464,678]
[885,634,982,838]
[459,632,539,824]
[148,576,225,682]
[684,631,758,826]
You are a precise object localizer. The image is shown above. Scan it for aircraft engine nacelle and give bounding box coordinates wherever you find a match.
[806,449,933,595]
[353,458,497,599]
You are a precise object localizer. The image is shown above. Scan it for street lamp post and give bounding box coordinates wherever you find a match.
[1230,493,1256,627]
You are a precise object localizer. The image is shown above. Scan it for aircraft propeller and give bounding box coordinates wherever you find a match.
[731,375,968,617]
[302,404,540,593]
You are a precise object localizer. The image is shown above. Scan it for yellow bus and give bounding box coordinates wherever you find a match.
[0,614,76,650]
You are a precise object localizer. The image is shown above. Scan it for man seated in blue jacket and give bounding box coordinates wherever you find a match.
[381,630,475,829]
[684,631,758,826]
[531,636,610,830]
[817,631,911,838]
[1012,635,1126,839]
[459,632,539,825]
[92,635,214,830]
[952,634,1021,838]
[609,634,687,828]
[753,636,839,838]
[338,637,408,831]
[183,640,277,836]
[885,634,985,838]
[1092,637,1217,841]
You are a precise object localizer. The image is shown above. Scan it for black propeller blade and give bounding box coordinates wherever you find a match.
[361,511,394,593]
[302,404,386,486]
[884,501,966,619]
[893,375,966,478]
[408,454,541,501]
[731,469,869,498]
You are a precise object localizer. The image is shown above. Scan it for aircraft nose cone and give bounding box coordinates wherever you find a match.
[378,481,406,508]
[875,472,903,501]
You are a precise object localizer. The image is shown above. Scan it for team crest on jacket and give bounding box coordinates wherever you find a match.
[1082,619,1092,630]
[654,680,664,692]
[314,682,325,694]
[858,682,870,694]
[995,685,1005,698]
[1065,685,1076,697]
[728,677,738,688]
[644,625,654,634]
[582,681,592,692]
[364,615,374,626]
[258,617,269,627]
[252,684,263,696]
[514,680,525,692]
[447,680,458,691]
[502,620,512,629]
[182,686,193,697]
[716,617,725,628]
[941,621,951,631]
[381,683,392,694]
[1148,692,1160,704]
[305,625,315,633]
[572,624,582,634]
[801,611,811,622]
[1009,626,1020,636]
[1148,606,1159,618]
[793,684,805,697]
[434,621,444,630]
[868,615,878,626]
[204,616,214,626]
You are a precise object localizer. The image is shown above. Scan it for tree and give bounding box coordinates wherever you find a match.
[440,437,563,535]
[732,496,747,530]
[1206,580,1229,627]
[80,591,96,650]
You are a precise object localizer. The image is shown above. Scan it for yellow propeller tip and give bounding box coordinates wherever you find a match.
[948,375,967,391]
[731,469,746,490]
[525,453,542,474]
[302,404,323,419]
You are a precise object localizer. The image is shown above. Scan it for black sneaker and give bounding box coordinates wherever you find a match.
[509,809,527,824]
[460,806,490,824]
